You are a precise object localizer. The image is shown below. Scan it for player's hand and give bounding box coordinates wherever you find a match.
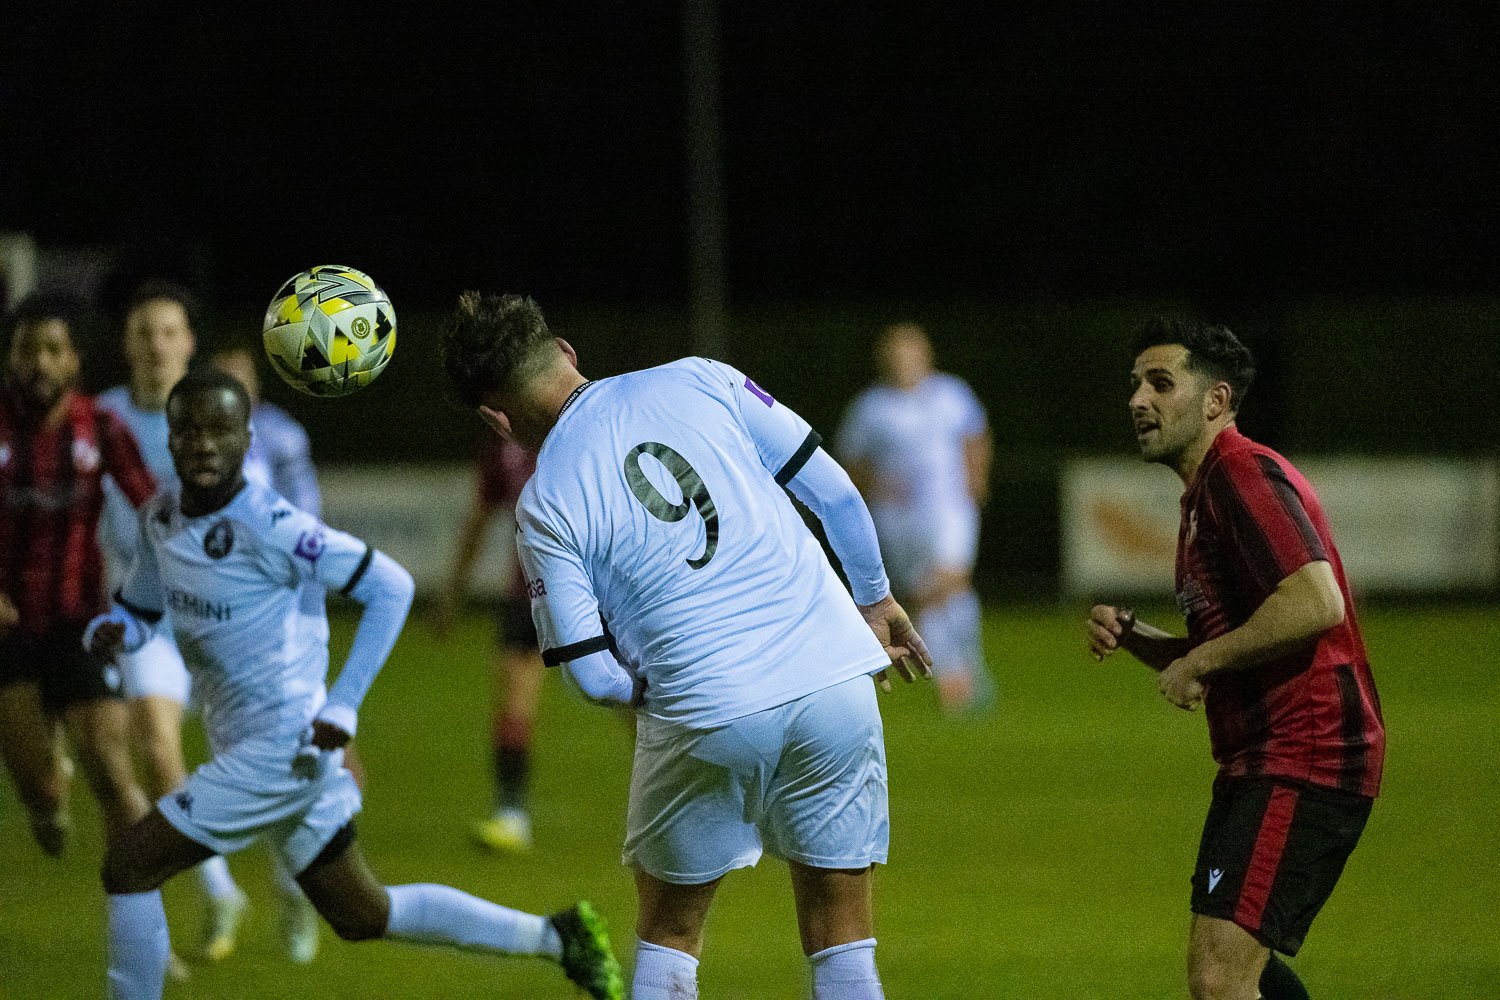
[1158,656,1204,710]
[87,620,126,659]
[0,594,17,636]
[1086,605,1134,661]
[310,719,353,751]
[858,594,934,692]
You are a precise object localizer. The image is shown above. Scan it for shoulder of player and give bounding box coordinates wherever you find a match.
[235,483,316,542]
[94,385,130,414]
[140,489,180,530]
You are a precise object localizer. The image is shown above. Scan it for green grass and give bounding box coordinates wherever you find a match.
[1,604,1496,998]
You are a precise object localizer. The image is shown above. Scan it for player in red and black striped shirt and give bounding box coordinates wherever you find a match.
[1087,318,1384,1000]
[0,294,156,855]
[434,433,543,853]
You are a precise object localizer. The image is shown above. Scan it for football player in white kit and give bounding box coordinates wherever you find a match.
[442,293,932,1000]
[835,323,994,714]
[87,371,623,1000]
[97,282,253,964]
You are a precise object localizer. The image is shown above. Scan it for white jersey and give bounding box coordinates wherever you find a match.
[517,358,889,731]
[835,372,986,515]
[116,482,374,751]
[97,385,175,579]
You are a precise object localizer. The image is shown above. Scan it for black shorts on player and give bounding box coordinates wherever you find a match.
[0,620,124,714]
[1191,775,1373,956]
[494,595,538,651]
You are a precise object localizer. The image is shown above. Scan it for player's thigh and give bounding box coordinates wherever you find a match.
[764,677,889,871]
[633,865,721,956]
[62,697,139,790]
[624,720,766,885]
[295,825,389,941]
[129,695,187,792]
[0,681,65,795]
[101,806,216,894]
[788,861,874,955]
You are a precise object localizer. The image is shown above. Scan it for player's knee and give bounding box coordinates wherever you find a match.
[636,911,703,953]
[1186,953,1249,1000]
[317,891,390,942]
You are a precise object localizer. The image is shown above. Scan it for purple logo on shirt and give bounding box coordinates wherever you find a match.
[294,530,326,563]
[744,376,775,407]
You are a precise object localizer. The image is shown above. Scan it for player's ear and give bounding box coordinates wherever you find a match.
[555,337,579,370]
[1205,381,1232,420]
[478,404,514,441]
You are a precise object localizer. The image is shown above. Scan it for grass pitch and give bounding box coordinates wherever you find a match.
[1,603,1495,998]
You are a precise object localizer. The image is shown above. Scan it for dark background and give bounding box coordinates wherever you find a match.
[3,6,1495,593]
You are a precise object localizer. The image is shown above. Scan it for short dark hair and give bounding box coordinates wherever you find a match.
[166,368,252,425]
[126,279,199,329]
[441,292,555,407]
[3,292,85,353]
[1132,317,1256,411]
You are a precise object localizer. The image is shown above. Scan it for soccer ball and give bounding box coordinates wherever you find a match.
[262,265,396,397]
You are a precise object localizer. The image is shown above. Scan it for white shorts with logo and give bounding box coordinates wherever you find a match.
[157,734,362,875]
[119,626,191,704]
[624,674,889,884]
[872,502,979,598]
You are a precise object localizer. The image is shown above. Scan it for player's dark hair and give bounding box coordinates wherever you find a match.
[166,368,252,425]
[2,292,86,354]
[126,278,199,330]
[1133,317,1256,411]
[442,292,555,406]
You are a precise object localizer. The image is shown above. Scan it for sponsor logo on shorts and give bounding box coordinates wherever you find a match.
[1208,867,1224,893]
[204,519,235,559]
[174,790,193,816]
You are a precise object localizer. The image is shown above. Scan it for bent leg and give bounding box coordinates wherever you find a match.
[0,682,71,853]
[1188,914,1270,1000]
[63,698,151,844]
[102,809,215,1000]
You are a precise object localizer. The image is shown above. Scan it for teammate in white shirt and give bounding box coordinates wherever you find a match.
[97,281,251,966]
[87,371,623,1000]
[836,322,994,714]
[442,293,931,1000]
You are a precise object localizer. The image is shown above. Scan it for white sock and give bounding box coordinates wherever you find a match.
[196,854,240,902]
[268,851,301,900]
[633,939,699,999]
[107,891,170,1000]
[385,884,561,959]
[810,938,882,1000]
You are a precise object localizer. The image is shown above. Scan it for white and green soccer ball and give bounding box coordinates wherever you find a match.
[262,265,396,397]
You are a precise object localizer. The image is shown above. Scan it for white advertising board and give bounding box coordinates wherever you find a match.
[318,464,518,597]
[1062,456,1499,595]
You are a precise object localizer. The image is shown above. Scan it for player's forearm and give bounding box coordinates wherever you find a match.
[321,551,415,734]
[1119,618,1193,672]
[1191,561,1344,678]
[562,648,637,706]
[785,449,890,605]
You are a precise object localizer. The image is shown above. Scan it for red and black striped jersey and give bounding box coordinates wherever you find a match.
[0,390,156,631]
[1176,426,1385,797]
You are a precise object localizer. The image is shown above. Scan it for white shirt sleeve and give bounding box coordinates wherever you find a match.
[709,360,824,486]
[113,504,167,624]
[254,502,375,596]
[516,497,635,704]
[783,448,890,606]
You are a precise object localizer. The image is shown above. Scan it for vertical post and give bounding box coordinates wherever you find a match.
[683,0,728,359]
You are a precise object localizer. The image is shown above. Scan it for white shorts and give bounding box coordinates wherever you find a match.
[158,735,362,875]
[872,503,978,598]
[624,675,889,884]
[120,629,191,704]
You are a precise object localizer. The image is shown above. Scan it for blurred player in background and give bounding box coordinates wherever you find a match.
[211,344,321,515]
[1087,319,1384,1000]
[433,433,544,853]
[89,371,622,1000]
[96,281,254,961]
[443,293,930,1000]
[0,294,153,855]
[835,322,994,714]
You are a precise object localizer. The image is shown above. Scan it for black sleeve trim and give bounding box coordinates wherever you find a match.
[774,430,823,487]
[340,545,374,596]
[542,634,611,667]
[113,589,163,625]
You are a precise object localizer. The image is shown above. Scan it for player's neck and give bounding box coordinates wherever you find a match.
[1175,419,1236,486]
[130,379,172,412]
[531,371,590,445]
[181,475,247,518]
